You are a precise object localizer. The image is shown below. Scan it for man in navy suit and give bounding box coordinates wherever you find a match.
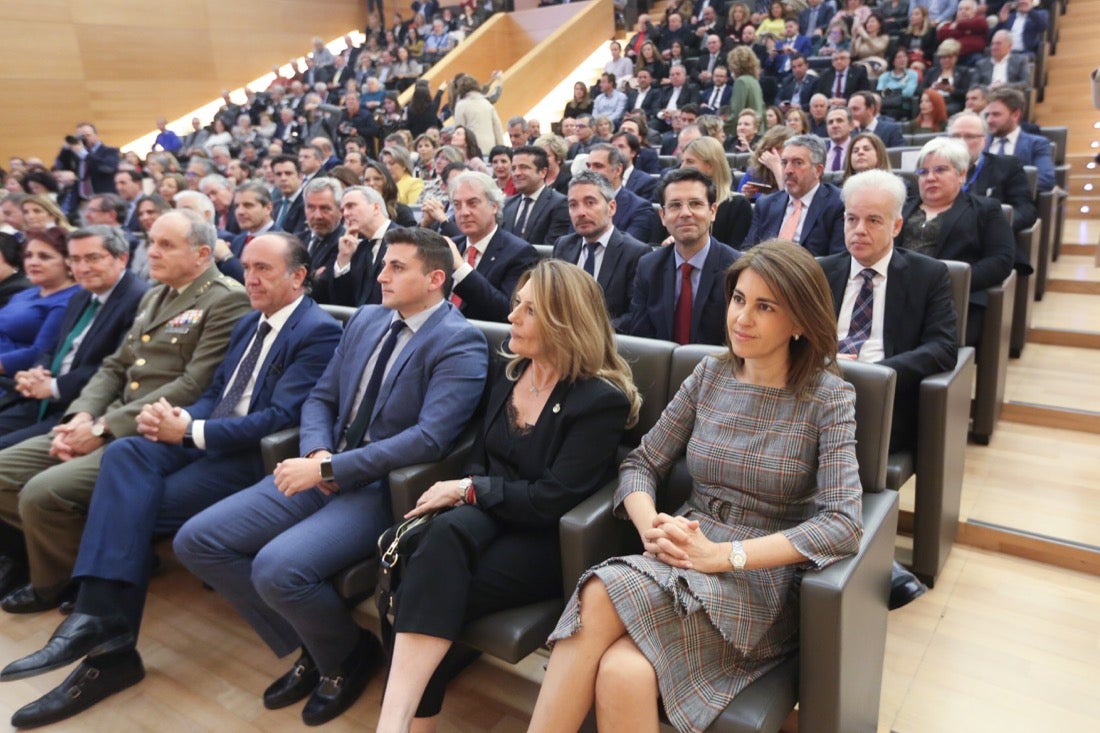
[745,134,846,256]
[500,146,571,245]
[994,0,1048,55]
[174,228,489,726]
[448,171,539,322]
[70,123,119,200]
[218,183,278,283]
[586,144,660,244]
[622,168,740,345]
[776,54,818,110]
[815,51,871,105]
[270,155,306,236]
[0,234,342,727]
[699,65,733,115]
[552,171,650,323]
[611,131,660,201]
[983,87,1055,192]
[312,186,399,307]
[848,92,905,148]
[799,0,834,39]
[111,172,144,234]
[624,69,665,121]
[0,226,147,449]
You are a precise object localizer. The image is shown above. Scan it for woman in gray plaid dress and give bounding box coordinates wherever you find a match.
[529,241,864,733]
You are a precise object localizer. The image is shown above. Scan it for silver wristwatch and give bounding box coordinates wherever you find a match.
[728,541,747,571]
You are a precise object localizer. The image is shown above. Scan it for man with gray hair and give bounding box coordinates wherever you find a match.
[446,171,539,322]
[199,173,239,235]
[744,134,846,255]
[0,210,250,616]
[821,168,959,609]
[300,177,345,272]
[313,185,399,306]
[0,226,148,449]
[507,117,528,149]
[585,143,658,243]
[975,30,1032,90]
[947,111,1037,231]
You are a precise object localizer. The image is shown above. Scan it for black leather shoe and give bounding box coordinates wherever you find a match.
[1,583,71,615]
[0,612,134,681]
[0,556,27,599]
[301,632,383,726]
[9,652,144,729]
[889,562,928,610]
[263,649,319,710]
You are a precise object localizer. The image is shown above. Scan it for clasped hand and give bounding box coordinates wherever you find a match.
[642,513,723,572]
[405,479,465,519]
[135,397,188,443]
[14,366,53,400]
[49,412,100,462]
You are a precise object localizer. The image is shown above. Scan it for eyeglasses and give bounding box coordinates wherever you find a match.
[950,133,985,141]
[915,165,954,177]
[66,253,111,266]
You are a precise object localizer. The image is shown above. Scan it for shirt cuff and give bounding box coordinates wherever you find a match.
[183,411,206,450]
[49,378,60,400]
[333,259,351,278]
[453,261,473,284]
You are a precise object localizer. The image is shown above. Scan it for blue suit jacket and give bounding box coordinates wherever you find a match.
[988,131,1055,192]
[453,228,540,322]
[299,302,488,490]
[552,227,650,321]
[995,9,1048,54]
[500,186,572,245]
[864,117,905,148]
[624,168,660,201]
[614,187,660,244]
[745,182,846,256]
[186,296,341,459]
[622,238,741,345]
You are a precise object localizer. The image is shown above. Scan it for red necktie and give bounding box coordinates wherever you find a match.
[834,71,843,98]
[673,263,693,345]
[450,245,479,307]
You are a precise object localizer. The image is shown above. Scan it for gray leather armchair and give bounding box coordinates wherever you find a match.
[1010,167,1041,358]
[567,347,899,733]
[971,270,1016,445]
[885,261,976,586]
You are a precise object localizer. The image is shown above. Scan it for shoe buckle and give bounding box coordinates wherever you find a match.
[292,663,306,678]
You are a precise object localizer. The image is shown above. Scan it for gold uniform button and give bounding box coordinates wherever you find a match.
[135,358,146,366]
[141,335,151,343]
[130,381,140,391]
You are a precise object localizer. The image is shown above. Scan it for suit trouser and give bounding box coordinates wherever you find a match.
[72,437,262,636]
[0,434,105,593]
[173,475,391,674]
[0,400,58,450]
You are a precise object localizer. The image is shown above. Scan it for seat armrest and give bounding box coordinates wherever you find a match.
[261,427,301,474]
[387,432,477,520]
[799,490,898,733]
[559,482,639,599]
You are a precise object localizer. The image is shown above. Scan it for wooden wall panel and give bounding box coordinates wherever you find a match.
[0,0,366,164]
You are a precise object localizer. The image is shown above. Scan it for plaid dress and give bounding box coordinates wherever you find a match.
[549,356,863,733]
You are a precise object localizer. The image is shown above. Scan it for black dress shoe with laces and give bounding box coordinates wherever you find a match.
[0,583,71,615]
[0,612,134,681]
[9,652,145,729]
[301,631,383,726]
[263,649,320,710]
[0,556,27,599]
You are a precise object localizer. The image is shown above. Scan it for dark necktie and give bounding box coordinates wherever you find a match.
[515,197,534,237]
[274,199,288,229]
[996,137,1008,155]
[211,321,273,419]
[834,71,844,98]
[839,269,876,356]
[709,86,720,109]
[583,242,599,276]
[673,263,694,345]
[343,321,406,449]
[832,144,844,172]
[39,298,101,421]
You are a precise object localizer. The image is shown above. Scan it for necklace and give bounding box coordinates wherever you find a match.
[526,367,557,395]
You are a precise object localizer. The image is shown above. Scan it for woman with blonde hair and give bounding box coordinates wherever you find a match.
[681,136,753,249]
[375,259,640,733]
[19,196,71,233]
[726,46,765,120]
[739,124,795,201]
[380,146,424,205]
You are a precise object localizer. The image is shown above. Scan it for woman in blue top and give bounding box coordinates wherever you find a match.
[0,227,78,376]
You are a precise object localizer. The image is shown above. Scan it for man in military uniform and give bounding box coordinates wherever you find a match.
[0,210,251,613]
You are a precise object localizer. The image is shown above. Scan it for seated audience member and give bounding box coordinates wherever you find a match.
[585,144,659,244]
[0,234,341,726]
[0,228,80,379]
[948,111,1038,231]
[982,87,1055,193]
[729,108,763,153]
[847,91,904,147]
[380,146,424,206]
[488,146,515,196]
[935,0,989,66]
[216,183,277,284]
[552,171,650,322]
[745,134,846,255]
[739,125,795,201]
[621,168,740,345]
[994,0,1048,56]
[0,226,147,450]
[128,194,170,283]
[174,228,488,727]
[446,171,539,323]
[312,186,400,308]
[566,115,601,159]
[898,138,1015,345]
[920,40,971,116]
[363,160,418,228]
[506,117,529,150]
[818,20,852,58]
[777,54,818,110]
[0,210,250,614]
[808,93,830,137]
[535,134,572,196]
[897,5,938,67]
[699,66,733,116]
[816,50,870,105]
[876,48,921,121]
[375,260,641,730]
[297,177,346,273]
[696,34,730,87]
[975,30,1032,91]
[563,81,595,121]
[964,84,989,114]
[824,105,855,173]
[500,146,571,245]
[270,155,307,235]
[0,233,29,308]
[799,0,835,39]
[908,89,949,134]
[20,196,72,235]
[849,12,890,74]
[784,107,811,134]
[592,73,628,127]
[843,132,893,180]
[625,69,664,121]
[680,136,754,249]
[609,132,660,200]
[529,239,863,733]
[656,66,701,132]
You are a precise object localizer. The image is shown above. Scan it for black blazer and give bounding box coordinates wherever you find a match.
[814,66,871,100]
[621,237,740,345]
[625,87,665,120]
[312,222,401,307]
[38,271,150,414]
[453,228,540,322]
[898,193,1014,308]
[552,228,650,321]
[301,226,346,274]
[821,249,958,451]
[966,152,1038,233]
[501,187,571,245]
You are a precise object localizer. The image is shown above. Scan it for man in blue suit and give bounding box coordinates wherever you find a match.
[0,233,342,728]
[586,144,660,244]
[174,228,489,726]
[448,171,539,322]
[983,87,1055,192]
[217,182,278,284]
[499,146,571,245]
[611,131,661,201]
[622,168,740,345]
[848,92,905,148]
[0,226,147,450]
[744,134,846,256]
[994,0,1048,55]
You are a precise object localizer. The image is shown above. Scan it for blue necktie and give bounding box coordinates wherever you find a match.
[344,321,406,449]
[583,243,599,276]
[211,321,272,419]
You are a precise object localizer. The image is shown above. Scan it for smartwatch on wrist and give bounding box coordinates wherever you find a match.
[182,423,195,449]
[319,457,335,482]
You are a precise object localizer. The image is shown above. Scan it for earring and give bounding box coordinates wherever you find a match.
[793,334,801,341]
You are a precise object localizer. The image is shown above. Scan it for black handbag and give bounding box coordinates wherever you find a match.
[374,511,439,655]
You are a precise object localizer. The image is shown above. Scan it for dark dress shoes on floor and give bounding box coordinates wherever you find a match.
[0,612,134,681]
[0,556,28,599]
[0,583,71,615]
[263,649,320,710]
[889,561,929,610]
[9,651,145,729]
[301,631,384,726]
